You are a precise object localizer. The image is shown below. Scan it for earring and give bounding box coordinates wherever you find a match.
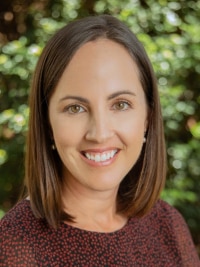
[51,143,56,150]
[143,131,147,143]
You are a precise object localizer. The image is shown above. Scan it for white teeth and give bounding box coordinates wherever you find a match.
[95,154,101,162]
[110,150,115,158]
[101,154,107,161]
[85,153,91,160]
[84,150,117,162]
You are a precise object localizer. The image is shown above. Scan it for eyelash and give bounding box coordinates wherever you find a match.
[63,100,132,114]
[112,100,132,111]
[64,104,86,114]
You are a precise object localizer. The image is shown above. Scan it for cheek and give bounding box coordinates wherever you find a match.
[51,119,84,148]
[118,116,145,141]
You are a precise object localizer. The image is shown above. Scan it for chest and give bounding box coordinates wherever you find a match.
[31,225,181,266]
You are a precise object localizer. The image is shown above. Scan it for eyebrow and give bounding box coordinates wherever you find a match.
[59,90,136,103]
[59,96,89,104]
[107,90,136,100]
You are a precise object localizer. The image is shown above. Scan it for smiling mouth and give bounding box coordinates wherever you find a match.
[82,149,119,163]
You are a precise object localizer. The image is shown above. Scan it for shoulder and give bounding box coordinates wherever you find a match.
[128,199,191,238]
[1,199,31,221]
[0,200,51,255]
[151,199,186,222]
[150,199,195,234]
[146,199,191,236]
[0,199,48,237]
[1,200,33,227]
[0,200,42,265]
[145,199,200,265]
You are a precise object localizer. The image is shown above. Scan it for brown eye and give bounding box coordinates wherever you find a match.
[67,105,85,114]
[113,101,130,110]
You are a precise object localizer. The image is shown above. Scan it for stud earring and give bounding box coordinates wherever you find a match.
[143,131,147,143]
[51,143,56,150]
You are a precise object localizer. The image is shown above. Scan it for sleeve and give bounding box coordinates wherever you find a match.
[0,226,38,267]
[162,201,200,267]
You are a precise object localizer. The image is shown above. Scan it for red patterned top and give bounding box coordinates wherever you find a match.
[0,199,199,266]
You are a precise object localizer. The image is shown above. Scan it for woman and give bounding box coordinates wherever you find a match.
[1,14,199,266]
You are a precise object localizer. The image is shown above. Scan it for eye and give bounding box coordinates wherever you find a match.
[113,101,131,111]
[66,104,85,114]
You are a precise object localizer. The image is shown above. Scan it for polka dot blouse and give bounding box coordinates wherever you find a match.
[1,199,199,266]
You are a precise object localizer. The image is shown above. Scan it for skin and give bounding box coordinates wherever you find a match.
[49,39,148,232]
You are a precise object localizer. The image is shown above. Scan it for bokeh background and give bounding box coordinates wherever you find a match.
[0,0,200,254]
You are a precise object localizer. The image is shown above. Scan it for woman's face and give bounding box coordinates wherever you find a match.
[49,39,148,195]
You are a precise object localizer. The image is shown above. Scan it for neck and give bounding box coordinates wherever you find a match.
[61,181,127,232]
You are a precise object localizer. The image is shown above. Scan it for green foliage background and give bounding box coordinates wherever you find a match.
[0,0,200,253]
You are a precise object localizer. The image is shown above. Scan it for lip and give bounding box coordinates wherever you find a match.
[82,147,118,153]
[80,148,120,167]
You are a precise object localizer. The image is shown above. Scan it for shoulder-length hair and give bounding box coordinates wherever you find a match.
[25,14,166,228]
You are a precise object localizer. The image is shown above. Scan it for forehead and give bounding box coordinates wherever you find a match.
[48,38,148,119]
[48,39,145,102]
[48,38,147,109]
[60,38,141,82]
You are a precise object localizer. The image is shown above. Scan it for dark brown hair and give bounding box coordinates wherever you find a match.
[25,14,166,227]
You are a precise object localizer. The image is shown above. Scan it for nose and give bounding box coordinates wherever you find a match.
[85,112,114,143]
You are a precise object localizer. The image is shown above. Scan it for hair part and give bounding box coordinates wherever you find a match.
[24,14,166,228]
